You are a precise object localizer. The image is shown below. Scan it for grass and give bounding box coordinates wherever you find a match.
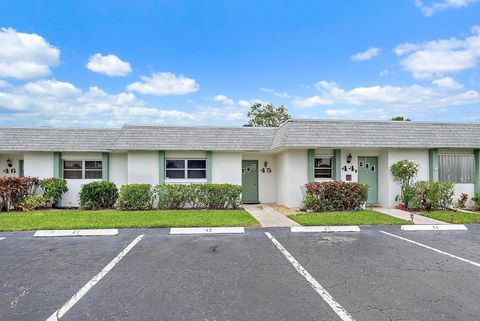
[0,209,260,231]
[421,210,480,224]
[288,210,412,226]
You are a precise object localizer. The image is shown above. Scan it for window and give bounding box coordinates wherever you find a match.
[439,154,475,183]
[314,157,332,179]
[63,160,102,179]
[166,159,206,180]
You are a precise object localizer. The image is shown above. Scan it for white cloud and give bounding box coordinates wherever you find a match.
[350,47,381,61]
[394,26,480,78]
[238,98,268,108]
[127,72,199,96]
[86,53,132,76]
[292,80,480,109]
[0,80,245,127]
[325,108,356,116]
[212,94,234,106]
[0,27,60,79]
[414,0,477,16]
[432,76,464,90]
[260,87,292,99]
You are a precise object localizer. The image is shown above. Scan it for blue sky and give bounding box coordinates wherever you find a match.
[0,0,479,127]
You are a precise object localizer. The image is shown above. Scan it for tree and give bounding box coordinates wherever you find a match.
[391,115,411,121]
[246,103,291,127]
[390,160,419,208]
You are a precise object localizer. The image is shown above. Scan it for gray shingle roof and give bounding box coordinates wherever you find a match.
[110,125,277,151]
[272,119,480,149]
[0,128,120,152]
[1,119,480,152]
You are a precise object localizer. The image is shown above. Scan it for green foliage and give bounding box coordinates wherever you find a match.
[303,182,369,212]
[39,178,68,206]
[0,177,40,211]
[391,115,411,121]
[19,194,50,212]
[391,160,419,205]
[471,193,480,211]
[79,181,119,210]
[406,181,455,210]
[246,103,291,127]
[115,184,152,211]
[153,184,242,210]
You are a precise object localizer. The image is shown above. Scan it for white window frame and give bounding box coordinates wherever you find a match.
[314,155,333,180]
[63,160,102,180]
[165,158,207,182]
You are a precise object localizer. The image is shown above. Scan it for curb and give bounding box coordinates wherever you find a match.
[291,226,361,233]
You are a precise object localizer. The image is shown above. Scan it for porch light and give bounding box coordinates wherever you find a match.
[6,159,12,167]
[346,153,352,164]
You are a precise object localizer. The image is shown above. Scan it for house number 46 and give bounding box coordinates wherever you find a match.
[3,168,16,174]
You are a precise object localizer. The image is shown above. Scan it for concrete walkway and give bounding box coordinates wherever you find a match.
[375,207,449,225]
[243,204,301,227]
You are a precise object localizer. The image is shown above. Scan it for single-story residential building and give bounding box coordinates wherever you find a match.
[0,119,479,208]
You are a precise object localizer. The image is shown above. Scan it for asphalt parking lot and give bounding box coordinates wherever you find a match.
[1,225,480,321]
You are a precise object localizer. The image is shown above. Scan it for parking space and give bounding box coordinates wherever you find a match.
[1,226,480,321]
[0,232,143,321]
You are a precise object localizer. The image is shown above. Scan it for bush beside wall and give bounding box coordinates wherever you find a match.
[79,181,119,210]
[0,177,40,211]
[39,178,68,206]
[116,184,153,211]
[407,181,455,210]
[303,181,369,212]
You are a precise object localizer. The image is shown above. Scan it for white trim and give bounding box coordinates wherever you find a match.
[34,229,119,237]
[45,234,144,321]
[265,232,356,321]
[400,224,467,231]
[170,227,245,234]
[291,226,361,233]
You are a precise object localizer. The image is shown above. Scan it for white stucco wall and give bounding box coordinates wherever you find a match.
[127,151,159,184]
[275,149,308,208]
[60,152,102,207]
[242,153,276,203]
[109,153,128,187]
[23,152,53,178]
[212,152,242,185]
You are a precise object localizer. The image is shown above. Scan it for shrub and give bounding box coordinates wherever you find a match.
[19,194,50,211]
[303,181,369,212]
[391,160,419,206]
[407,181,455,210]
[79,181,118,210]
[153,184,242,210]
[456,193,468,209]
[115,184,152,210]
[0,177,40,211]
[472,193,480,211]
[40,178,68,206]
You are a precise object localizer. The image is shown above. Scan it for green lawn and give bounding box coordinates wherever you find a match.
[421,210,480,224]
[0,209,260,231]
[289,210,412,226]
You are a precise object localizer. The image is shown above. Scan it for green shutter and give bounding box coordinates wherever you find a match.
[53,152,62,178]
[206,151,212,183]
[159,151,165,184]
[333,149,341,181]
[307,149,315,182]
[475,149,480,194]
[19,160,24,177]
[429,149,439,182]
[102,153,109,181]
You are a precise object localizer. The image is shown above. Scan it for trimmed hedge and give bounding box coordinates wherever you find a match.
[79,181,119,210]
[115,183,242,211]
[153,184,242,209]
[303,181,369,212]
[116,184,153,211]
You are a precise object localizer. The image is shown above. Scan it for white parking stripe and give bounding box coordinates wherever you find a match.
[46,234,144,321]
[0,237,4,240]
[380,231,480,268]
[170,227,244,234]
[291,226,361,233]
[264,232,355,321]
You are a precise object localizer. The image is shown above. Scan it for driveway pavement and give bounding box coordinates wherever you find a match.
[1,226,480,321]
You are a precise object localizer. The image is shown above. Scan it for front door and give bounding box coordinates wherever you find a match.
[358,156,378,204]
[242,160,259,204]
